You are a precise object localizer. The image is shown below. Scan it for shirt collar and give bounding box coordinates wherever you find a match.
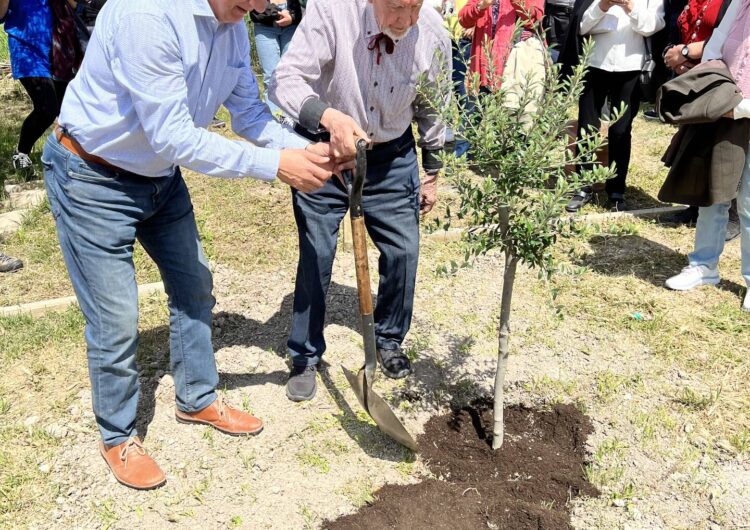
[192,0,217,18]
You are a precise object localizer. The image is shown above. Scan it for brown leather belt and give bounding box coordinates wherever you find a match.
[55,126,120,172]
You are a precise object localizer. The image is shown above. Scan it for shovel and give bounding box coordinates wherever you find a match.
[340,139,418,452]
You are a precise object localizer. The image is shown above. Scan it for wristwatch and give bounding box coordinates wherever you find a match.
[681,45,690,59]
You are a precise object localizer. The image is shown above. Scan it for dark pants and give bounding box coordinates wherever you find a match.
[577,67,641,197]
[544,3,573,61]
[18,77,68,154]
[287,130,420,367]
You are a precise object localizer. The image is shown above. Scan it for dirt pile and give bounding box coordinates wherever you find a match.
[325,402,598,530]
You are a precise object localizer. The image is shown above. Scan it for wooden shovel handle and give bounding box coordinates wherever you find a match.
[351,217,373,315]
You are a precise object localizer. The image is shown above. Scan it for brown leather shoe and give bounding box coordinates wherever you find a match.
[99,437,166,490]
[175,397,263,436]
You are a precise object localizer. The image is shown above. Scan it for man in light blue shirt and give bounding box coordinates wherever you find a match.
[41,0,337,490]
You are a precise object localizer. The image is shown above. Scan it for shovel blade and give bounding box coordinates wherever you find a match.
[341,366,418,452]
[341,365,367,412]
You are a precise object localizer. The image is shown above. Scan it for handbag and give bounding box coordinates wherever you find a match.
[640,37,657,103]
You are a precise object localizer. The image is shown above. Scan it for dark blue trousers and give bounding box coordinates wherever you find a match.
[287,131,420,367]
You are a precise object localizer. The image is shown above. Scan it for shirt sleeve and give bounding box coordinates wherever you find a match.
[734,99,750,120]
[268,0,335,129]
[110,13,281,181]
[413,31,451,160]
[224,28,309,151]
[580,3,608,35]
[458,0,484,29]
[628,0,665,36]
[702,0,739,62]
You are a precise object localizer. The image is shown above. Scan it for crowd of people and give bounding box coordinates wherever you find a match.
[0,0,748,490]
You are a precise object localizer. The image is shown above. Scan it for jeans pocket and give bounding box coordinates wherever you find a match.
[66,158,116,184]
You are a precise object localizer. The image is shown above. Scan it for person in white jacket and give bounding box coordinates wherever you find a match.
[566,0,665,213]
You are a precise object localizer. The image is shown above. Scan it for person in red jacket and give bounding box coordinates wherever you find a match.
[458,0,544,91]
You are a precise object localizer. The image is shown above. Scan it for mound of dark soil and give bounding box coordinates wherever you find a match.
[325,402,598,530]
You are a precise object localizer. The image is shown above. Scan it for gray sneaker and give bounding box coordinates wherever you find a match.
[286,365,317,402]
[0,253,23,273]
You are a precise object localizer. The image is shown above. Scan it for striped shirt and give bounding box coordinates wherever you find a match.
[269,0,451,152]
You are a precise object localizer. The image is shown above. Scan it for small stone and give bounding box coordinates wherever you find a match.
[683,423,694,433]
[715,439,734,453]
[710,524,721,530]
[45,424,68,439]
[612,499,626,508]
[270,486,281,495]
[24,416,40,428]
[55,497,65,505]
[39,463,50,474]
[691,436,708,449]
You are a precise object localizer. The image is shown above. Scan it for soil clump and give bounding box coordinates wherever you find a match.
[325,402,598,530]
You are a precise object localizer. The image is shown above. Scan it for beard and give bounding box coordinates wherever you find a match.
[382,26,412,40]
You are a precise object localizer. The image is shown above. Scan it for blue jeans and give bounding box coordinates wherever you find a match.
[287,131,420,366]
[42,133,218,446]
[253,23,297,115]
[689,148,750,287]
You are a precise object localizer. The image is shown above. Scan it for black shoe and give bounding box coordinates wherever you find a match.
[726,219,740,242]
[671,205,699,225]
[643,109,660,121]
[0,253,23,273]
[286,365,317,402]
[565,190,593,213]
[377,347,412,379]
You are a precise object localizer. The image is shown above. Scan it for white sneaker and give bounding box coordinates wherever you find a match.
[665,265,720,291]
[743,289,750,313]
[12,151,35,179]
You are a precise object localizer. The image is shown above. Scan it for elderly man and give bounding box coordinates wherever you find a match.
[270,0,450,401]
[42,0,336,490]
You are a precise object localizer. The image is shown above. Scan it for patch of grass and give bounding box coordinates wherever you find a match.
[95,499,119,530]
[337,478,375,508]
[239,449,256,470]
[298,503,319,530]
[296,445,331,474]
[729,430,750,454]
[0,307,85,364]
[594,370,642,403]
[525,374,578,405]
[675,387,717,411]
[192,477,211,504]
[0,31,9,63]
[229,515,243,528]
[403,331,430,361]
[0,398,9,416]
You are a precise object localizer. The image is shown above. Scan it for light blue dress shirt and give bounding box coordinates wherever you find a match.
[58,0,308,179]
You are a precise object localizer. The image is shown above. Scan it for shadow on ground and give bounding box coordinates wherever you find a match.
[131,281,489,457]
[576,234,745,296]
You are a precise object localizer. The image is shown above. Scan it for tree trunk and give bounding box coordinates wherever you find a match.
[492,249,518,450]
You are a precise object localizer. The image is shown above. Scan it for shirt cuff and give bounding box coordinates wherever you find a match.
[588,4,606,19]
[249,146,282,182]
[422,148,443,172]
[299,98,329,132]
[734,99,750,120]
[628,3,643,21]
